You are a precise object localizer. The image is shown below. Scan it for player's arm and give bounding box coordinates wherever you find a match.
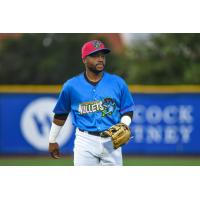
[49,113,68,159]
[119,77,134,127]
[120,111,133,126]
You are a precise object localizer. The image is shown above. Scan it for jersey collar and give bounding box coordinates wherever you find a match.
[83,71,105,86]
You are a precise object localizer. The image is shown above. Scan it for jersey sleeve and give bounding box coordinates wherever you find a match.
[120,79,134,115]
[53,82,71,114]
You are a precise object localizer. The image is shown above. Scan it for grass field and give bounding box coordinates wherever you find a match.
[1,155,200,166]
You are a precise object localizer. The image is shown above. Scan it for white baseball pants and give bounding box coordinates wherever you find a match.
[73,128,123,166]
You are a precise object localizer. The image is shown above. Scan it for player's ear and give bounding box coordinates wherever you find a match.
[82,58,87,64]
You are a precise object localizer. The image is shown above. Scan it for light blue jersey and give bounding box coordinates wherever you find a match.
[53,72,134,132]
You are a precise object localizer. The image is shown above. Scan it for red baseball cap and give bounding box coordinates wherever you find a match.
[81,40,110,59]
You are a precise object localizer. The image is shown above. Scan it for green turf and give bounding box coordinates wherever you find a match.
[1,156,200,166]
[0,157,73,166]
[123,156,200,166]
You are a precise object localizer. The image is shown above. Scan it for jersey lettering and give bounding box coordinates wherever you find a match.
[78,98,116,117]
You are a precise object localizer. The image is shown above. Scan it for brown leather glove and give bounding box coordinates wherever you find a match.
[102,123,131,149]
[49,143,61,159]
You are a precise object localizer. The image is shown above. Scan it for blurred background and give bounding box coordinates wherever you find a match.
[0,33,200,165]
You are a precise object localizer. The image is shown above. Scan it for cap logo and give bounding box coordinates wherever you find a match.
[92,40,101,49]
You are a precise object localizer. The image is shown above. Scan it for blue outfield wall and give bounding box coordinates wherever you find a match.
[127,93,199,154]
[0,89,200,155]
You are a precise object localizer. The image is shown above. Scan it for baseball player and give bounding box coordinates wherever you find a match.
[49,40,134,166]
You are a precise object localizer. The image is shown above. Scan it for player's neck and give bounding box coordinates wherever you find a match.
[85,70,103,83]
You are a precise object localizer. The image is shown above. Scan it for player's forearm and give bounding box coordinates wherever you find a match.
[53,118,66,126]
[49,122,63,143]
[120,115,132,126]
[49,114,68,143]
[120,111,133,126]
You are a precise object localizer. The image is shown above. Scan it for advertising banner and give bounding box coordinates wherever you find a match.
[0,91,200,155]
[0,94,75,154]
[125,93,199,154]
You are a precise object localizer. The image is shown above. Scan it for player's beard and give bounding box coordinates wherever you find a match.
[88,63,105,74]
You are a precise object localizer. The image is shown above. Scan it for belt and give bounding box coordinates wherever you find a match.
[78,128,109,138]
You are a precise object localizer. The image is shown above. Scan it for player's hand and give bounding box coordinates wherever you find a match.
[49,142,61,159]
